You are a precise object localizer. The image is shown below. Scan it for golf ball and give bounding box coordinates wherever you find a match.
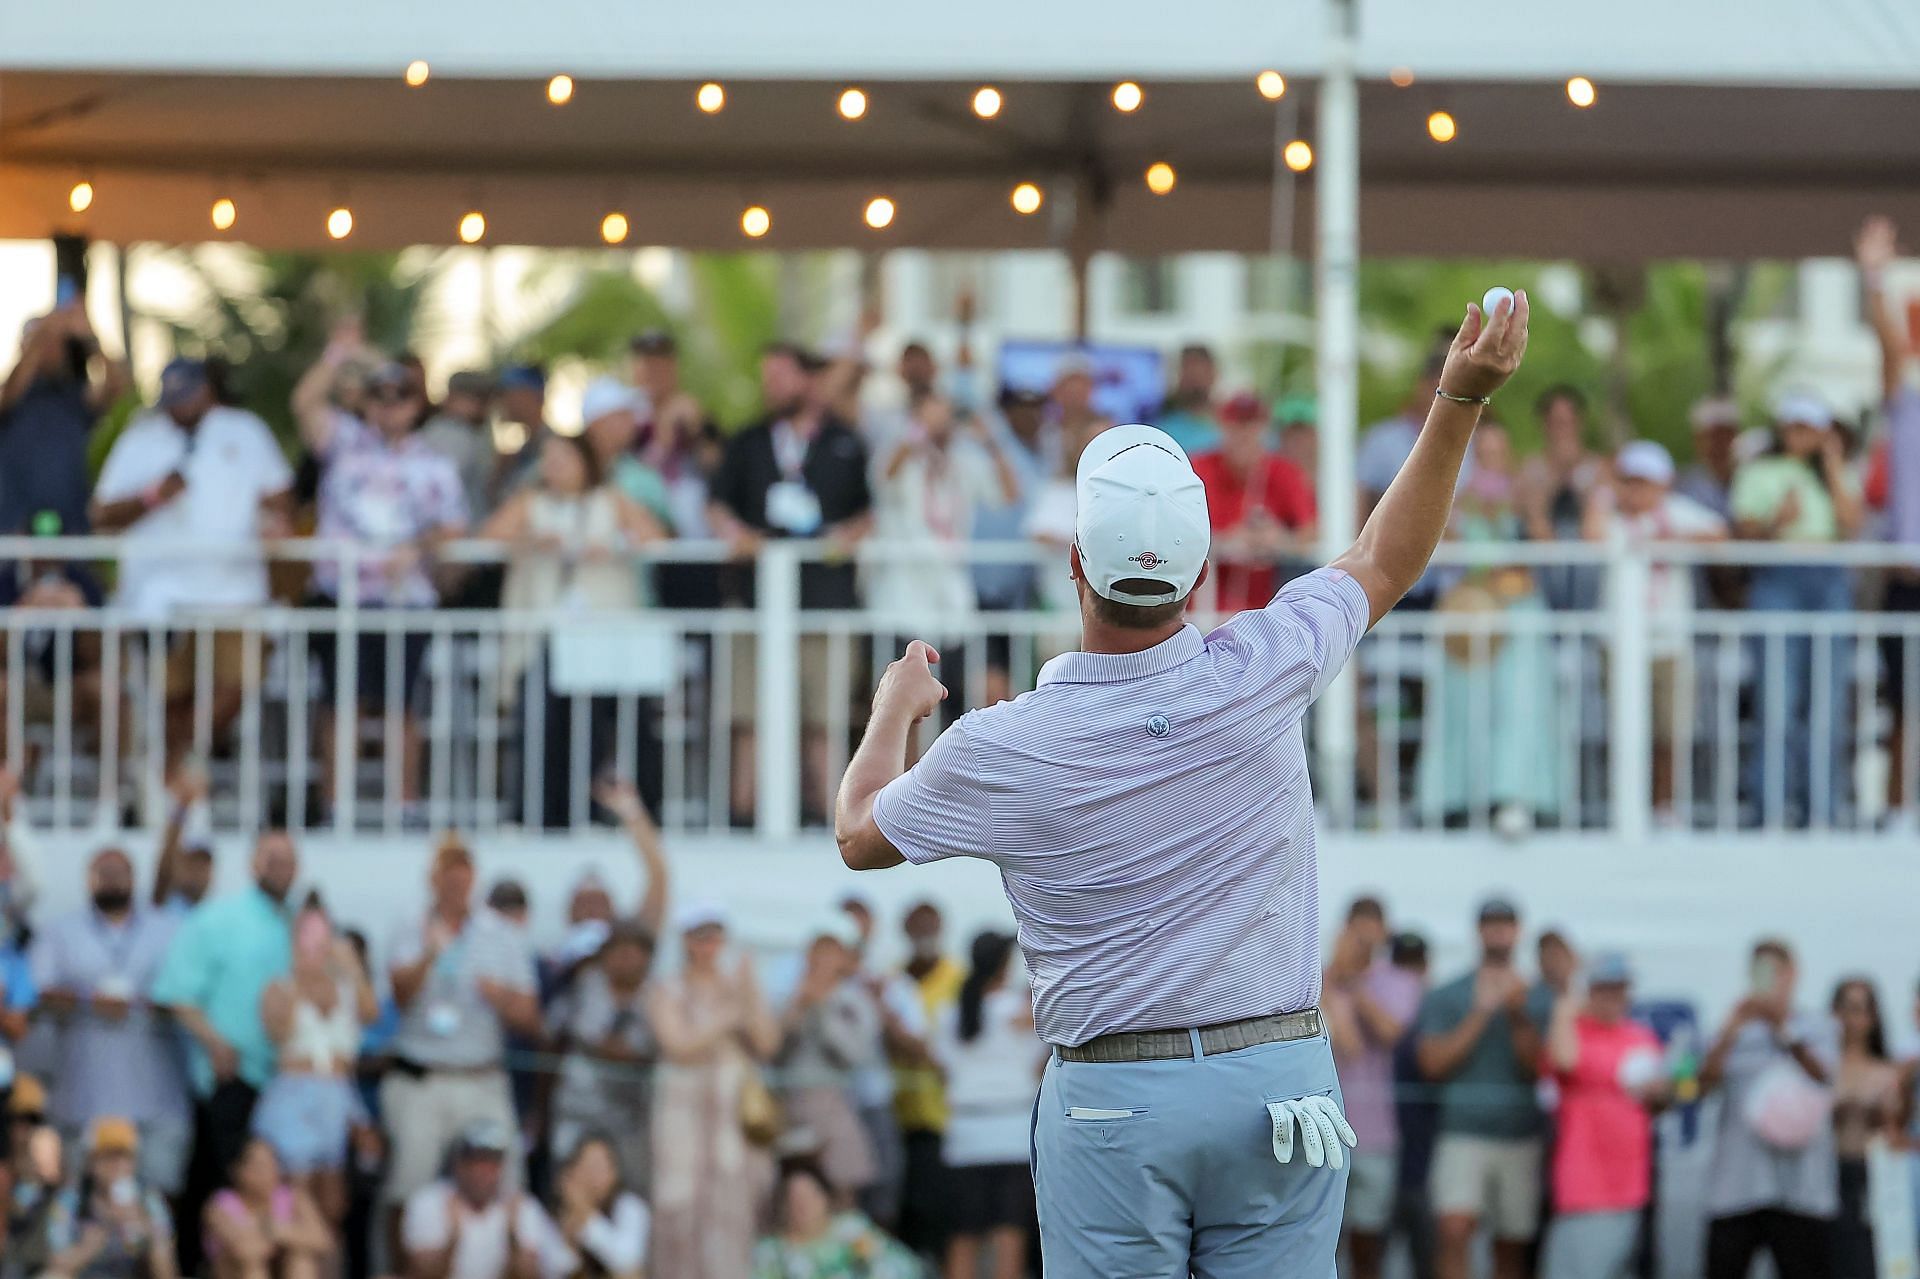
[1482,285,1514,316]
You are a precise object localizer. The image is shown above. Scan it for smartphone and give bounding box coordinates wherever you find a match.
[54,276,79,308]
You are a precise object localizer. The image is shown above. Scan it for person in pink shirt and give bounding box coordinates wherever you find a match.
[1540,951,1669,1279]
[1324,896,1425,1279]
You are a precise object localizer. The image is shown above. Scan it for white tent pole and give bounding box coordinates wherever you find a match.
[1314,0,1361,825]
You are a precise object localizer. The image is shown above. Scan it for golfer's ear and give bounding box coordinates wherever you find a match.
[1068,542,1086,583]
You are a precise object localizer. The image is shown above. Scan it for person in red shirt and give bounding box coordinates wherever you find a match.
[1189,392,1317,613]
[1541,951,1669,1279]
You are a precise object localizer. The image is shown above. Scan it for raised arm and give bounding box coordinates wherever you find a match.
[592,779,669,937]
[1332,293,1530,627]
[834,641,946,871]
[1857,215,1907,405]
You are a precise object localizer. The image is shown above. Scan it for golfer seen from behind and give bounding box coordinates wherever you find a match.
[837,294,1531,1277]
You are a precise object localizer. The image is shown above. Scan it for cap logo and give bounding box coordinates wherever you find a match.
[1129,551,1167,571]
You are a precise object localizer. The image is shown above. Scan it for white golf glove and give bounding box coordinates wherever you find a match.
[1267,1096,1358,1170]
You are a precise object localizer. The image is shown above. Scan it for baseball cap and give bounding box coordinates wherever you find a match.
[1477,896,1519,924]
[9,1074,46,1117]
[629,329,677,357]
[1074,424,1212,607]
[1689,396,1740,432]
[999,386,1048,411]
[1587,950,1634,987]
[1614,440,1675,486]
[675,900,730,934]
[810,914,864,950]
[580,375,644,425]
[366,361,413,393]
[158,357,208,408]
[1771,389,1833,430]
[1218,392,1268,427]
[446,370,495,399]
[1276,395,1318,426]
[452,1121,512,1159]
[88,1116,139,1155]
[1054,352,1095,383]
[498,364,547,394]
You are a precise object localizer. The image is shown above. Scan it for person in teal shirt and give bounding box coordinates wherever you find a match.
[1152,343,1222,457]
[150,830,297,1272]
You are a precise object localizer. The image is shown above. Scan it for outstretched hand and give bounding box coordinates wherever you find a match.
[874,640,948,724]
[1438,290,1531,402]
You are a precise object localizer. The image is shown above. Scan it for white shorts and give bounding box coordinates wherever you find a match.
[1429,1133,1543,1241]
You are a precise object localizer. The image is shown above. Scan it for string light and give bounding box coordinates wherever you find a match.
[1257,71,1287,100]
[600,212,629,244]
[1145,162,1176,195]
[1111,81,1144,113]
[1283,140,1314,172]
[459,210,486,243]
[405,60,430,88]
[1426,110,1458,143]
[741,205,771,238]
[1010,183,1043,215]
[211,197,237,231]
[1389,67,1416,87]
[864,197,896,230]
[697,82,726,114]
[547,75,574,106]
[837,87,868,120]
[68,182,93,213]
[327,207,353,239]
[1566,76,1597,108]
[972,86,1003,119]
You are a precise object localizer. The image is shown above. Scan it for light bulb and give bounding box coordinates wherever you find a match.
[211,197,237,231]
[1283,140,1313,172]
[1010,183,1043,215]
[68,182,93,213]
[327,207,353,239]
[405,60,430,88]
[741,205,771,238]
[864,197,896,230]
[459,210,486,243]
[1389,67,1416,88]
[547,75,574,106]
[972,86,1003,119]
[838,87,868,120]
[601,212,629,244]
[1145,162,1176,195]
[1427,110,1457,143]
[1257,71,1286,100]
[697,82,725,114]
[1566,76,1596,108]
[1111,81,1144,113]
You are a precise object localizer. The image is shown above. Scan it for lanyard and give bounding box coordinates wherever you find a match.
[90,914,140,977]
[771,420,811,482]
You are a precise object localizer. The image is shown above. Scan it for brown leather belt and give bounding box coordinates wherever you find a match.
[1056,1009,1325,1064]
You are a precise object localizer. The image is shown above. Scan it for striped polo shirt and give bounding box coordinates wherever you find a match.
[872,566,1371,1047]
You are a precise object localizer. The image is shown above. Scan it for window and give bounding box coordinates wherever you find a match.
[1117,258,1179,316]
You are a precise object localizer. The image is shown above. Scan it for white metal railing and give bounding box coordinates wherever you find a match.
[2,535,1918,839]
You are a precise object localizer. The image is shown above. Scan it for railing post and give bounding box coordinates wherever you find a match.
[1609,547,1653,842]
[755,542,803,841]
[334,545,359,833]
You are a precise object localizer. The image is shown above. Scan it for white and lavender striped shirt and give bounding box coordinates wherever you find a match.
[872,566,1371,1046]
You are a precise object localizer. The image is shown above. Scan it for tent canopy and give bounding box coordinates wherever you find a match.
[0,0,1917,255]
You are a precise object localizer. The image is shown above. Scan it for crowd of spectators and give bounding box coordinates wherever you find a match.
[1,221,1918,834]
[0,763,1913,1277]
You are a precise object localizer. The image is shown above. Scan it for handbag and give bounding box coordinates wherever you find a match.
[738,1064,785,1148]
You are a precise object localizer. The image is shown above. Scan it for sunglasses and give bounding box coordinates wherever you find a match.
[369,385,415,404]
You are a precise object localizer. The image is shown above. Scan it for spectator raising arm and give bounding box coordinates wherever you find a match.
[1333,293,1531,627]
[151,767,207,908]
[292,317,371,456]
[1858,215,1908,404]
[591,779,670,938]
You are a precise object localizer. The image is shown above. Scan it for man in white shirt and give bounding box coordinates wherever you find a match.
[402,1123,575,1279]
[1583,439,1726,821]
[89,358,292,767]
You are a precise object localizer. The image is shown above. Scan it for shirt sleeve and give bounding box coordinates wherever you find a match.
[1728,464,1772,522]
[246,417,294,496]
[149,908,212,1008]
[519,1200,578,1279]
[870,719,994,865]
[92,423,164,504]
[399,1187,448,1253]
[1217,566,1371,714]
[577,1197,648,1275]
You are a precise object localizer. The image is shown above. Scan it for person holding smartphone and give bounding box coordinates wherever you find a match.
[1698,939,1840,1279]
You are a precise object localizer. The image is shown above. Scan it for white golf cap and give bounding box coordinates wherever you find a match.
[674,899,730,934]
[1614,439,1675,485]
[1771,389,1833,430]
[580,375,646,426]
[809,914,864,950]
[1074,423,1212,607]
